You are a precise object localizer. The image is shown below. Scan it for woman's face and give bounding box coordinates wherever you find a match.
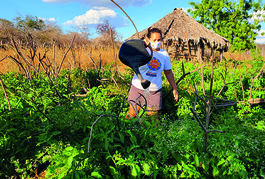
[149,32,161,43]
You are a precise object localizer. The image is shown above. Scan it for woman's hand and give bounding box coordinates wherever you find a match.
[173,89,179,102]
[164,69,179,102]
[143,39,150,47]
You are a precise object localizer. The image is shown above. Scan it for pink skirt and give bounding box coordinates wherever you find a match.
[128,84,162,111]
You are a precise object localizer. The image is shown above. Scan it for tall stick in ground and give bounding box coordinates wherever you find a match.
[110,29,118,73]
[191,49,225,153]
[110,0,139,39]
[0,76,11,111]
[56,34,76,78]
[228,50,245,99]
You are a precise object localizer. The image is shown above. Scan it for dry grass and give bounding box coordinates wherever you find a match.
[223,51,252,61]
[0,44,130,74]
[0,44,264,74]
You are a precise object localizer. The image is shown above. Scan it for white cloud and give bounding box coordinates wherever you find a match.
[249,9,265,23]
[255,29,265,44]
[255,38,265,44]
[39,17,57,22]
[63,8,128,28]
[257,29,265,37]
[42,0,152,8]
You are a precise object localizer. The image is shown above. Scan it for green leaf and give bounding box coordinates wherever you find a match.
[105,139,109,150]
[185,153,190,160]
[126,130,137,145]
[67,156,73,167]
[177,163,182,170]
[52,131,61,136]
[0,123,9,132]
[119,133,124,144]
[127,145,140,153]
[227,155,234,161]
[213,166,219,177]
[131,164,140,177]
[194,154,199,167]
[217,159,226,166]
[65,146,74,151]
[75,172,80,179]
[142,162,150,176]
[91,172,103,178]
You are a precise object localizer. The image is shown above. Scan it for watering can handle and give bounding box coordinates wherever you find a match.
[146,43,153,59]
[135,43,152,89]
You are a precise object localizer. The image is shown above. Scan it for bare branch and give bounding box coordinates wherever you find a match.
[217,81,237,96]
[190,108,207,132]
[52,41,57,76]
[0,55,7,63]
[0,76,11,111]
[83,48,99,73]
[110,0,139,38]
[110,29,118,73]
[200,59,206,98]
[215,98,265,107]
[209,59,214,98]
[193,83,198,121]
[207,129,226,134]
[128,100,143,125]
[254,63,265,80]
[249,78,254,100]
[57,34,76,76]
[190,58,202,77]
[214,97,234,103]
[193,91,207,105]
[87,114,119,153]
[182,61,185,75]
[9,55,30,80]
[111,76,124,98]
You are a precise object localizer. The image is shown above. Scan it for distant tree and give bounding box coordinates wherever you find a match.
[0,18,14,27]
[95,19,118,45]
[14,15,46,31]
[11,15,65,46]
[36,21,63,45]
[68,26,91,45]
[188,0,265,51]
[0,18,20,44]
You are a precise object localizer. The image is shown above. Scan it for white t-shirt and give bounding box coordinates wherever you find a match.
[132,48,172,91]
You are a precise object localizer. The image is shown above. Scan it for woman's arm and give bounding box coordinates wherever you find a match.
[164,69,179,102]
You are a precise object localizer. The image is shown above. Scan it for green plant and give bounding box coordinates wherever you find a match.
[188,0,265,51]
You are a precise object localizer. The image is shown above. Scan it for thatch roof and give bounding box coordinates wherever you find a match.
[127,8,230,50]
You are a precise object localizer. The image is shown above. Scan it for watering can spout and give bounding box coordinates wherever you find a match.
[118,39,153,89]
[137,74,151,89]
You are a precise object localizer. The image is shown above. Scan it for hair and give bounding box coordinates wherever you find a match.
[147,27,162,39]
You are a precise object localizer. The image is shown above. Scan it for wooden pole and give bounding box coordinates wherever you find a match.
[110,29,117,73]
[0,76,11,111]
[220,48,223,63]
[197,44,201,61]
[110,0,139,39]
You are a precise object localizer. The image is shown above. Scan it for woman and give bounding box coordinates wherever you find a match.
[126,27,178,119]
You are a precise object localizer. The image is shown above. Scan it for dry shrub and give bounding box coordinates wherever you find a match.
[223,51,252,61]
[0,43,129,74]
[1,42,264,74]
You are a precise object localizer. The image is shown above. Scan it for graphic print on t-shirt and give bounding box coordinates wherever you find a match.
[148,57,161,71]
[146,57,161,77]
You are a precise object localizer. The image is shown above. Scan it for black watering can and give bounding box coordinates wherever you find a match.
[119,39,153,89]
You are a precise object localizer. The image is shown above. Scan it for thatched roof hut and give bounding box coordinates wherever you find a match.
[127,8,230,60]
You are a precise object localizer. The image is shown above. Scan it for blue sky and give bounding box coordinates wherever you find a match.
[1,0,265,43]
